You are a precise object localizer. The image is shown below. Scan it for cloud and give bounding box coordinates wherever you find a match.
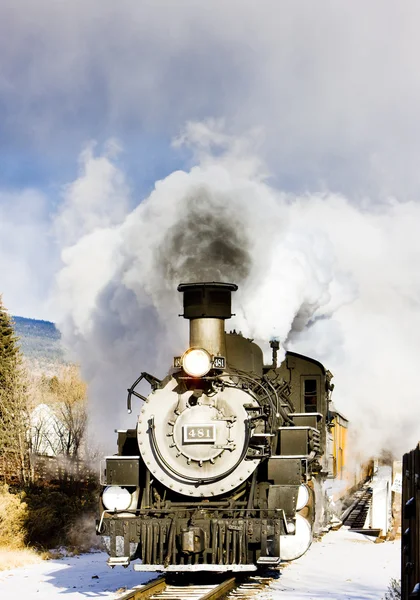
[55,139,129,247]
[0,189,57,319]
[2,1,420,198]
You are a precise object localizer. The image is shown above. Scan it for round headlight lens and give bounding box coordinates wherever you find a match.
[182,348,212,377]
[102,486,131,511]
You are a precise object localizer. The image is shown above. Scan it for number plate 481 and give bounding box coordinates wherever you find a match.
[182,424,216,444]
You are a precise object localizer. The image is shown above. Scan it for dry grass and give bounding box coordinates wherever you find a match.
[0,482,100,567]
[0,484,27,548]
[384,578,401,600]
[0,485,49,571]
[0,546,44,571]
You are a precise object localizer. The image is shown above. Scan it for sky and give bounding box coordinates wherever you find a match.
[2,1,420,319]
[2,1,420,455]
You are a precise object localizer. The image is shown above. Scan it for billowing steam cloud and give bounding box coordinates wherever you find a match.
[53,121,420,458]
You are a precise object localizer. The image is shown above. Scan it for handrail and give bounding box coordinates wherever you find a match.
[127,372,162,413]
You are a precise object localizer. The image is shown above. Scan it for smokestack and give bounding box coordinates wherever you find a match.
[177,282,238,357]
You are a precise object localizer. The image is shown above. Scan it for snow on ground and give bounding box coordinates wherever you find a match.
[0,527,400,599]
[266,527,400,600]
[0,552,158,599]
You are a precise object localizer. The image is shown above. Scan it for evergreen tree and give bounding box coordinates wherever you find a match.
[0,295,31,485]
[0,295,20,389]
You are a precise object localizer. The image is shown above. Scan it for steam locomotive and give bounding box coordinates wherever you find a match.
[97,282,336,572]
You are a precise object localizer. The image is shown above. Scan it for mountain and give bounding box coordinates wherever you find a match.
[13,316,65,367]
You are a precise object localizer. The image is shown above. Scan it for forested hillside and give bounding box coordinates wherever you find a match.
[13,316,64,366]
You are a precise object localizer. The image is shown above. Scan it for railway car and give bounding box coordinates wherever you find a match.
[97,282,339,572]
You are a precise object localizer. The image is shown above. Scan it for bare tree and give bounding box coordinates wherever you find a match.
[27,365,88,461]
[48,365,88,460]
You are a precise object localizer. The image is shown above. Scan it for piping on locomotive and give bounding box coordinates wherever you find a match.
[97,282,336,572]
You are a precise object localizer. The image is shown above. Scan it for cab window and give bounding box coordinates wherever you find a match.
[304,378,318,412]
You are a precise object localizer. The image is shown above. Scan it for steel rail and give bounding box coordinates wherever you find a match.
[199,578,236,600]
[117,576,166,600]
[116,576,237,600]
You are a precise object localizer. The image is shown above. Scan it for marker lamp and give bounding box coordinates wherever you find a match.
[102,486,131,511]
[182,348,212,377]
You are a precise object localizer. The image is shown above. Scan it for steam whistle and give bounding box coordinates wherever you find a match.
[270,339,280,368]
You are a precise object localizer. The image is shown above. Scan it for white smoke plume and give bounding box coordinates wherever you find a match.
[53,122,420,458]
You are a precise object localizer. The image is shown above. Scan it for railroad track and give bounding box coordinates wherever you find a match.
[341,487,373,529]
[116,573,274,600]
[340,485,383,537]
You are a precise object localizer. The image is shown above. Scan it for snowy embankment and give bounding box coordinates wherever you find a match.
[0,528,399,599]
[267,527,400,600]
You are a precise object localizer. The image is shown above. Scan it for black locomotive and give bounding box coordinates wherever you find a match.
[97,282,335,572]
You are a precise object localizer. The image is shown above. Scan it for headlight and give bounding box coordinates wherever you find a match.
[182,348,212,377]
[102,486,131,511]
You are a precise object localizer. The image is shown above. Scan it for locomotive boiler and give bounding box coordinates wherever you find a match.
[97,282,335,572]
